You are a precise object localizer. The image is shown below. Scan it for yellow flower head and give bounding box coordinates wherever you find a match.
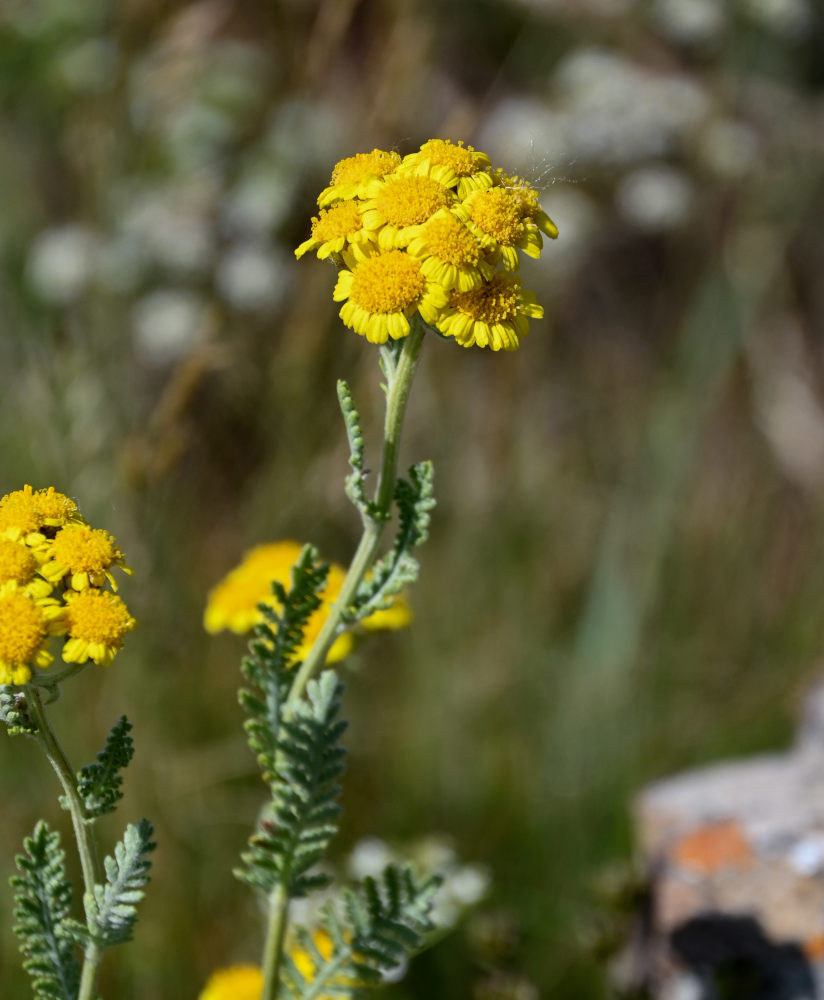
[318,148,402,207]
[401,138,493,198]
[493,170,559,239]
[39,523,131,592]
[203,541,410,661]
[0,581,65,685]
[0,485,82,541]
[456,187,543,271]
[295,200,370,261]
[407,208,494,292]
[334,244,448,344]
[360,166,454,250]
[198,932,348,1000]
[199,965,263,1000]
[297,140,558,353]
[436,273,544,351]
[62,589,136,667]
[0,536,52,596]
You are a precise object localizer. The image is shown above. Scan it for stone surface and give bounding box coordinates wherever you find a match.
[629,684,824,998]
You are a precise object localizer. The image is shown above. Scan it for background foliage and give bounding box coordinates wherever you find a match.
[1,0,824,996]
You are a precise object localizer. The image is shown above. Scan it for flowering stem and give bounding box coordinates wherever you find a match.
[286,316,426,708]
[258,318,426,1000]
[28,687,105,1000]
[260,884,289,1000]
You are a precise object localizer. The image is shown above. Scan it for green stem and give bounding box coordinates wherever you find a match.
[29,688,105,1000]
[258,318,426,1000]
[261,884,289,1000]
[286,318,425,709]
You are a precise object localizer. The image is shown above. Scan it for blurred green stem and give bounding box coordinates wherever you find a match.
[259,317,426,1000]
[29,688,105,1000]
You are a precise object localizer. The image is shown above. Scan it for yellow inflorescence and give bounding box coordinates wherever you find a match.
[203,540,411,662]
[198,965,263,1000]
[0,486,135,685]
[198,930,350,1000]
[296,139,558,351]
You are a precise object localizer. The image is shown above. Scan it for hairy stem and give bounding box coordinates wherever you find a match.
[258,318,426,1000]
[261,884,289,1000]
[285,317,425,709]
[29,688,105,1000]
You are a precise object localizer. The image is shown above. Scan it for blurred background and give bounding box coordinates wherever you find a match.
[1,0,824,996]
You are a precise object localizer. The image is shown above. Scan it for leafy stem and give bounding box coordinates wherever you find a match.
[285,316,426,711]
[258,317,426,1000]
[28,688,105,1000]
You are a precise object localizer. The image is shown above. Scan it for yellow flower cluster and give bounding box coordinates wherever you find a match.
[203,540,410,663]
[296,139,558,351]
[0,486,135,685]
[199,931,346,1000]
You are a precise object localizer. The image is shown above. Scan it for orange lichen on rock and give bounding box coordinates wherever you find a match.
[669,820,754,874]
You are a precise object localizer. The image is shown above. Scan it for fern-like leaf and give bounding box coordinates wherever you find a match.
[281,865,440,1000]
[236,670,346,897]
[239,546,330,785]
[11,821,80,1000]
[337,380,370,518]
[87,818,155,946]
[75,715,134,819]
[351,461,435,622]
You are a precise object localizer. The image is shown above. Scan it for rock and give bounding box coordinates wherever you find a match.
[628,686,824,998]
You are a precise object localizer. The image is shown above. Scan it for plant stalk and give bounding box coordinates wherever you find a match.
[29,688,105,1000]
[285,317,426,709]
[259,318,426,1000]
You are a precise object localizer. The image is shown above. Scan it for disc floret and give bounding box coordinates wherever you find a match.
[0,580,65,685]
[318,148,402,207]
[334,244,448,343]
[39,523,131,591]
[62,589,136,667]
[436,273,544,351]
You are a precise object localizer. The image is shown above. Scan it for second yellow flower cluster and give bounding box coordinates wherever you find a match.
[295,139,558,352]
[0,486,135,685]
[203,540,410,663]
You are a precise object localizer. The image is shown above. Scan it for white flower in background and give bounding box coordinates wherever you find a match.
[121,187,215,277]
[477,97,572,175]
[216,243,290,312]
[132,289,206,365]
[266,99,347,170]
[27,225,99,304]
[221,167,295,237]
[447,863,492,907]
[554,48,711,164]
[652,0,726,45]
[616,165,694,232]
[347,837,397,880]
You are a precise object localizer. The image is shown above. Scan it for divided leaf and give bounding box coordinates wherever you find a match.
[76,715,134,819]
[281,865,440,1000]
[337,380,370,518]
[351,461,435,622]
[236,671,346,898]
[87,818,155,947]
[11,821,80,1000]
[239,545,330,785]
